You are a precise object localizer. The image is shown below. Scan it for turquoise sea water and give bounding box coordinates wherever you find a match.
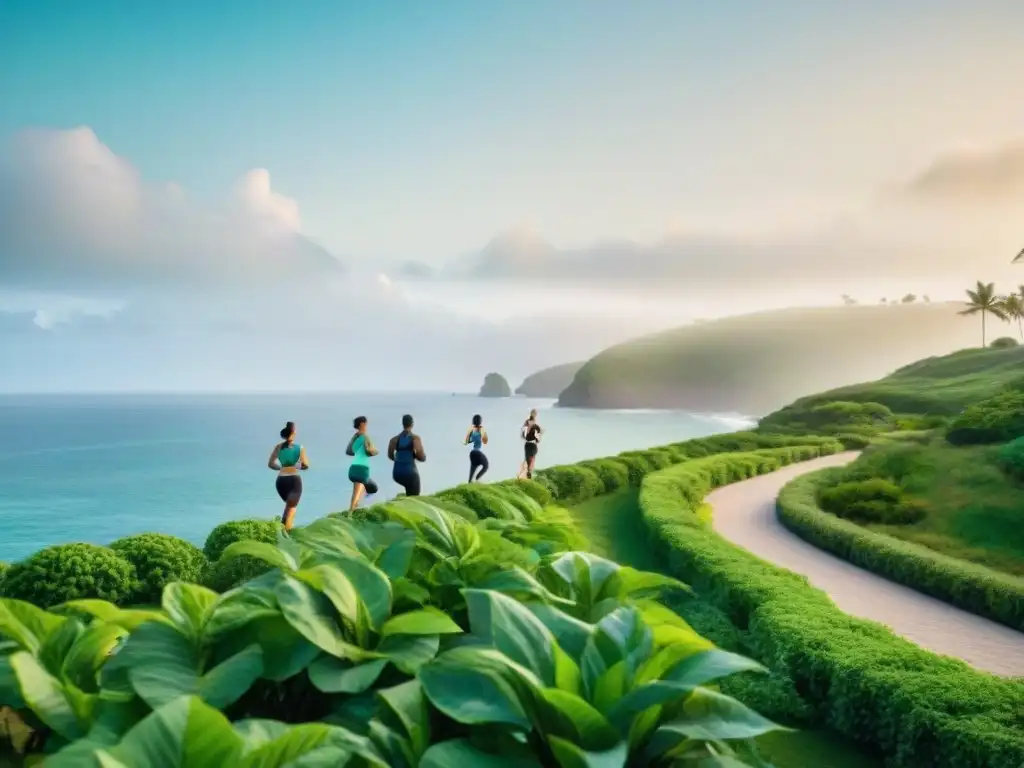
[0,393,748,562]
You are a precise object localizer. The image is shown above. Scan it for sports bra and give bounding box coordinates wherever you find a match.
[279,442,302,468]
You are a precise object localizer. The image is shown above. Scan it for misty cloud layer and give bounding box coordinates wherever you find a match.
[2,126,1023,392]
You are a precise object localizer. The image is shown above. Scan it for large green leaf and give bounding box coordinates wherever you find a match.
[527,604,593,660]
[221,540,299,572]
[8,650,86,740]
[292,567,361,626]
[375,680,430,756]
[55,599,170,631]
[540,687,620,751]
[0,654,25,708]
[376,535,415,581]
[547,734,629,768]
[230,614,320,682]
[322,556,393,632]
[105,695,245,767]
[205,585,282,640]
[661,687,785,742]
[420,739,538,767]
[114,621,263,709]
[234,719,387,767]
[379,608,462,638]
[580,608,650,700]
[464,589,557,686]
[39,615,86,677]
[273,574,351,657]
[419,647,532,729]
[62,620,130,693]
[162,583,219,642]
[308,656,388,694]
[377,634,440,674]
[0,598,66,654]
[664,649,766,688]
[476,567,574,606]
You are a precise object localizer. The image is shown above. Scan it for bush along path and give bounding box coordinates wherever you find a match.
[636,449,1024,768]
[724,453,1024,675]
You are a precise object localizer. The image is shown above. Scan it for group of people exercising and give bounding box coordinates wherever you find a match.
[268,409,544,530]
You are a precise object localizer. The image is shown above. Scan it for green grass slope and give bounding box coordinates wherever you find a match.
[557,302,984,415]
[515,361,584,396]
[765,343,1024,421]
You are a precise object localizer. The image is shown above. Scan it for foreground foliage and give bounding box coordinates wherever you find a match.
[0,492,786,766]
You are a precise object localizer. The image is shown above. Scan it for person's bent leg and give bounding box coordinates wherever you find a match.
[405,471,421,497]
[476,453,489,481]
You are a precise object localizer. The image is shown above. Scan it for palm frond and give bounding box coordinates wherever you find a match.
[1014,245,1024,263]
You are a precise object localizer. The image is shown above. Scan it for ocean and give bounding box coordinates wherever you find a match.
[0,393,751,562]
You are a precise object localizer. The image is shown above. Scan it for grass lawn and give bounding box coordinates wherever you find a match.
[568,491,876,768]
[845,438,1024,576]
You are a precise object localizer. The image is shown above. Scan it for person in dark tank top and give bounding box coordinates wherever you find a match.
[267,421,310,530]
[517,408,543,480]
[388,414,426,496]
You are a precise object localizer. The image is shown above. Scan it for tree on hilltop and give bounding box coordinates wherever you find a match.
[1001,293,1024,341]
[841,294,857,306]
[901,293,917,304]
[959,281,1007,347]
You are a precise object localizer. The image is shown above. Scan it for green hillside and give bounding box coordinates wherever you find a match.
[763,344,1024,422]
[557,302,989,415]
[515,361,584,396]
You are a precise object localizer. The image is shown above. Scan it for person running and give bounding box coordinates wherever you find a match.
[267,421,309,530]
[464,414,489,482]
[517,409,543,480]
[388,414,426,496]
[346,416,379,512]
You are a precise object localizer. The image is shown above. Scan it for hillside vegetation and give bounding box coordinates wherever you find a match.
[763,343,1024,423]
[557,302,981,414]
[515,361,583,396]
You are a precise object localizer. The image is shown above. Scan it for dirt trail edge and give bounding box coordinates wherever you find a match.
[707,452,1024,677]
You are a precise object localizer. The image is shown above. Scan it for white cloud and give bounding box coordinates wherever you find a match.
[0,127,342,293]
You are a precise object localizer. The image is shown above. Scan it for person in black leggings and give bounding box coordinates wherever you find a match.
[464,414,489,482]
[388,414,426,496]
[267,421,309,530]
[517,408,543,480]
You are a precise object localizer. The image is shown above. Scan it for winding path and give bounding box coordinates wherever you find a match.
[708,452,1024,677]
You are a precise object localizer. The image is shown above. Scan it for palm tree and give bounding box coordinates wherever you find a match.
[959,281,1008,346]
[1002,293,1024,341]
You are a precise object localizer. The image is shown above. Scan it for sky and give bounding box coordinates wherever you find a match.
[2,1,1024,391]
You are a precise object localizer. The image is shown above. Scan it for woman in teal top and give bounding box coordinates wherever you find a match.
[345,415,379,512]
[267,421,309,530]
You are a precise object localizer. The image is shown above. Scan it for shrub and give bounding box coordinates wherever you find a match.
[818,478,927,525]
[201,552,271,593]
[495,478,553,507]
[434,485,532,521]
[576,458,630,493]
[946,390,1024,445]
[759,400,894,435]
[202,518,281,562]
[640,452,1024,767]
[109,533,207,605]
[990,336,1018,349]
[0,543,136,607]
[778,467,1024,633]
[997,436,1024,481]
[532,464,604,504]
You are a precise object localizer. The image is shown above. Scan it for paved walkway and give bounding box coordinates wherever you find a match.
[707,452,1024,677]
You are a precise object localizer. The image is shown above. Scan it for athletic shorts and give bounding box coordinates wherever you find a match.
[348,465,378,494]
[275,474,302,504]
[524,442,539,461]
[393,467,421,497]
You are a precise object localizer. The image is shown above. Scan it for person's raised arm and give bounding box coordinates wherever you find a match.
[299,445,310,470]
[387,435,397,461]
[482,429,489,445]
[267,445,281,470]
[364,436,379,457]
[464,428,472,445]
[345,434,357,457]
[413,435,426,462]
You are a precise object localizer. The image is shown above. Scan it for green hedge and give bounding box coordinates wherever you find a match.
[110,533,206,605]
[777,467,1024,632]
[0,543,137,608]
[996,436,1024,481]
[639,449,1024,768]
[946,390,1024,445]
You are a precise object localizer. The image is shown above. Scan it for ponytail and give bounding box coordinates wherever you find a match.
[279,421,295,449]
